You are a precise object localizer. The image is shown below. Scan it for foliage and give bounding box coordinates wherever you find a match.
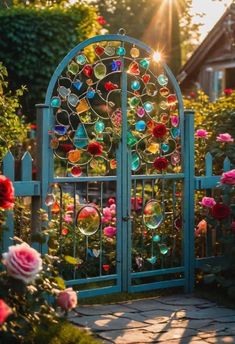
[184,90,235,174]
[0,4,100,120]
[195,172,235,301]
[32,320,101,344]
[0,63,27,160]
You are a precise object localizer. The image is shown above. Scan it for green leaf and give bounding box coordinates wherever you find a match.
[54,276,66,290]
[203,274,216,284]
[64,255,79,265]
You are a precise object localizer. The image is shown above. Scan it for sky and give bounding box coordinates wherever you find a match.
[191,0,233,42]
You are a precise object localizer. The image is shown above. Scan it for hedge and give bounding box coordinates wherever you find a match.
[0,4,100,120]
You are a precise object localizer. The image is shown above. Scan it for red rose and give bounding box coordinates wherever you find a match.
[153,157,168,171]
[152,123,167,138]
[0,175,14,209]
[224,88,233,96]
[87,142,103,155]
[97,16,106,25]
[0,299,12,325]
[211,203,231,221]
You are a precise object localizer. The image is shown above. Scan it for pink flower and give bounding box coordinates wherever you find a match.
[102,207,112,222]
[200,197,216,208]
[107,198,115,206]
[216,133,234,142]
[64,214,73,223]
[2,243,42,284]
[110,203,116,215]
[195,129,208,138]
[57,288,77,311]
[220,169,235,185]
[103,226,116,238]
[0,299,12,325]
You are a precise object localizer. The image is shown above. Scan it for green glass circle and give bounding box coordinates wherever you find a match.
[143,200,163,229]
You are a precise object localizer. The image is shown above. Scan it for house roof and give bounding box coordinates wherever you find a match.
[177,3,235,83]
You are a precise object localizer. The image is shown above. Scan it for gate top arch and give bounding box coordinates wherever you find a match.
[45,33,184,178]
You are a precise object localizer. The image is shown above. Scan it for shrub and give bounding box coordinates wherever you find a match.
[0,4,100,120]
[0,63,27,160]
[184,90,235,174]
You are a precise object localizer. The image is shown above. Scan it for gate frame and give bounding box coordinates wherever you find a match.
[35,34,195,296]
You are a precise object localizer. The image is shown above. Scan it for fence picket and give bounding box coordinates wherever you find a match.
[223,157,231,172]
[205,152,213,176]
[21,151,33,181]
[2,151,15,181]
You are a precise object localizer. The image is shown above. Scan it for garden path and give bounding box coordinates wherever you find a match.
[70,294,235,343]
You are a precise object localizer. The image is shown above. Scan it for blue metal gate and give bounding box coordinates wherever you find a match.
[37,33,195,298]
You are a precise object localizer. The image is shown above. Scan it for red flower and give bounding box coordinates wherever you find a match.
[97,16,106,25]
[0,175,14,209]
[224,88,233,96]
[211,203,231,221]
[152,123,167,138]
[189,91,196,98]
[153,157,168,171]
[60,143,74,153]
[87,142,103,156]
[0,299,12,325]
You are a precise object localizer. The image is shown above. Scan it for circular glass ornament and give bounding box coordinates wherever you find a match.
[157,74,168,86]
[76,205,101,236]
[130,46,140,58]
[71,165,82,177]
[143,200,163,229]
[131,80,141,91]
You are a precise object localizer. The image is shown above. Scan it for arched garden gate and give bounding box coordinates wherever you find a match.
[37,33,195,298]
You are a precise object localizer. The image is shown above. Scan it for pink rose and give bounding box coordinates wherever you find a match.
[216,133,234,142]
[200,197,216,208]
[0,299,12,324]
[195,129,208,138]
[2,243,42,284]
[64,214,73,223]
[103,226,116,238]
[57,288,77,311]
[110,203,116,215]
[107,198,115,206]
[220,169,235,185]
[102,207,112,222]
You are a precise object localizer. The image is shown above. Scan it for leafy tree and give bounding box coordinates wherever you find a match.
[0,63,27,160]
[93,0,200,73]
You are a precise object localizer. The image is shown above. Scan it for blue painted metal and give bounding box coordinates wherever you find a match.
[21,151,32,181]
[183,110,195,293]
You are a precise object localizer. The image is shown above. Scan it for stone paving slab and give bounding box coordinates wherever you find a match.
[71,295,235,343]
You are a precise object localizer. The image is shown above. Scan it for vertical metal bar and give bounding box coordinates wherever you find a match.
[121,69,130,292]
[183,110,195,293]
[99,182,103,276]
